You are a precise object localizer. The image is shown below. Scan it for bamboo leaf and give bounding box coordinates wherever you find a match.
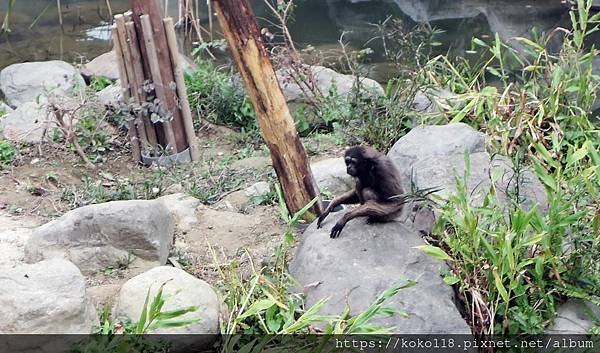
[414,245,453,261]
[238,299,276,319]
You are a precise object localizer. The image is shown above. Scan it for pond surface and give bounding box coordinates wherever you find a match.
[0,0,571,76]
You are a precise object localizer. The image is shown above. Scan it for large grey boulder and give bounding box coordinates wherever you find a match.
[0,259,98,333]
[0,102,51,144]
[546,300,600,334]
[389,123,547,214]
[24,200,174,274]
[0,60,85,108]
[389,123,486,176]
[393,0,568,48]
[277,65,384,103]
[114,266,220,350]
[411,87,457,114]
[311,157,354,195]
[290,212,470,333]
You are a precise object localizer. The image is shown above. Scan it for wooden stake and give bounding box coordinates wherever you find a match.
[125,20,159,150]
[112,26,142,162]
[163,17,200,161]
[140,14,178,154]
[212,0,322,218]
[114,15,150,153]
[130,0,189,153]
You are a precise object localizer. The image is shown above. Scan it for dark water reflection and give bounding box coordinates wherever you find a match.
[0,0,570,73]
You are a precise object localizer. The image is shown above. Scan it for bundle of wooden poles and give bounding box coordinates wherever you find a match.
[111,9,199,164]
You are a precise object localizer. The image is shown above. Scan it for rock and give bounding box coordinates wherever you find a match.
[410,152,492,205]
[114,266,219,350]
[277,65,384,103]
[392,0,568,48]
[80,51,120,81]
[81,51,198,82]
[0,214,35,268]
[311,157,354,195]
[491,155,549,215]
[245,181,271,198]
[24,200,174,275]
[389,123,486,177]
[158,193,201,234]
[546,300,600,334]
[215,190,249,211]
[96,83,123,108]
[388,123,548,232]
[0,259,98,333]
[412,87,457,113]
[290,212,470,333]
[0,60,85,108]
[0,102,51,144]
[165,182,184,194]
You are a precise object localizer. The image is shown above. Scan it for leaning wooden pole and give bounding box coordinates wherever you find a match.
[212,0,322,219]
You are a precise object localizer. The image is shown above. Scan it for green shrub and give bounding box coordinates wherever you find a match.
[185,59,257,131]
[88,76,113,93]
[0,140,17,166]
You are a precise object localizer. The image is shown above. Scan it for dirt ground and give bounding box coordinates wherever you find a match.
[1,120,342,306]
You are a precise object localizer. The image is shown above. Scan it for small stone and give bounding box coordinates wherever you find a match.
[244,181,271,198]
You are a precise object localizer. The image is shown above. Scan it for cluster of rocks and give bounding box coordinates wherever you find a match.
[0,51,196,145]
[0,193,221,351]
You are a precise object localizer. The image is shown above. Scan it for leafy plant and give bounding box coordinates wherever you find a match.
[0,140,17,166]
[185,59,257,132]
[73,282,198,353]
[424,149,599,336]
[88,76,113,93]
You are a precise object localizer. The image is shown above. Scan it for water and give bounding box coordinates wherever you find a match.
[0,0,570,74]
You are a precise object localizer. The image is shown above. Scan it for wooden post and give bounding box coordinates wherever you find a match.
[163,17,200,161]
[112,26,142,162]
[212,0,322,218]
[125,21,159,149]
[130,0,189,153]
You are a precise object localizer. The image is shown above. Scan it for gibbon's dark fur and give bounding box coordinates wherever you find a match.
[317,145,405,238]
